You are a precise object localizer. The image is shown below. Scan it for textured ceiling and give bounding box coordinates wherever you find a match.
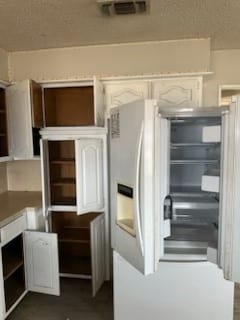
[0,0,239,51]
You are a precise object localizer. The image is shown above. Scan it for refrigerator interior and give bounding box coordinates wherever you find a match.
[164,116,221,259]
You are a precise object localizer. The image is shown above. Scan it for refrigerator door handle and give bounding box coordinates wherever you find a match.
[135,122,144,256]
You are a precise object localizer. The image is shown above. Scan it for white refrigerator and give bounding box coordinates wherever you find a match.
[110,98,240,320]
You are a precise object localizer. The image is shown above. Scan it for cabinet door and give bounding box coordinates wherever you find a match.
[94,77,105,127]
[91,213,105,297]
[24,231,60,295]
[152,77,202,108]
[104,81,150,117]
[40,139,51,217]
[0,250,5,319]
[75,139,104,215]
[30,80,43,128]
[6,80,33,159]
[220,98,240,283]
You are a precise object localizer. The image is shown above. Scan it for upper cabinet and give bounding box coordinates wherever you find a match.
[104,77,202,116]
[6,80,43,160]
[0,85,9,160]
[104,81,150,117]
[42,77,105,127]
[151,77,202,107]
[40,127,107,216]
[5,77,105,160]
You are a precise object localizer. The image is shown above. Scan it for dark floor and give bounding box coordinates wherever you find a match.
[7,278,113,320]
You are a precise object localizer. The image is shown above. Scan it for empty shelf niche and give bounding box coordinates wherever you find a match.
[2,235,26,311]
[44,86,94,126]
[51,211,100,275]
[48,140,76,206]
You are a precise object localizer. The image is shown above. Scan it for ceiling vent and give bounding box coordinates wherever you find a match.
[97,0,149,16]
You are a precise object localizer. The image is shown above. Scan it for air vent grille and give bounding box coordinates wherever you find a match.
[98,0,149,16]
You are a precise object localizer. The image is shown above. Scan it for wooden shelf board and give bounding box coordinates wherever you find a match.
[50,158,75,164]
[58,239,90,244]
[59,256,91,275]
[51,198,76,206]
[3,258,24,281]
[51,178,76,186]
[64,226,90,230]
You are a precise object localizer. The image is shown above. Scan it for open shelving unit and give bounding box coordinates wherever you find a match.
[48,140,76,206]
[2,235,26,312]
[52,211,100,277]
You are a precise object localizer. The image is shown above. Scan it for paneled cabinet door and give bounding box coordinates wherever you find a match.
[75,139,104,215]
[152,77,202,108]
[6,79,43,159]
[24,231,60,296]
[104,81,150,116]
[0,249,5,319]
[91,213,105,297]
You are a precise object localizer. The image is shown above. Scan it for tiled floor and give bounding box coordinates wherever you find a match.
[6,278,239,320]
[7,278,113,320]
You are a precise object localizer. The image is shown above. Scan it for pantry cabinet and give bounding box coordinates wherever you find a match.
[40,127,109,294]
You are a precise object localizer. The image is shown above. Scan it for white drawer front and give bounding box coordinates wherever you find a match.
[0,216,26,245]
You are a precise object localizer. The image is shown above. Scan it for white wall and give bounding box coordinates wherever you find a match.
[9,39,240,108]
[7,161,41,191]
[204,49,240,106]
[0,163,7,194]
[0,48,8,81]
[8,39,210,81]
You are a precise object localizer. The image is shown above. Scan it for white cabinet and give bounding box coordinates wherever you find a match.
[91,213,105,297]
[104,81,150,116]
[40,127,109,295]
[0,218,60,319]
[6,80,43,159]
[40,127,107,215]
[5,78,105,160]
[104,77,202,117]
[24,231,59,295]
[151,77,202,107]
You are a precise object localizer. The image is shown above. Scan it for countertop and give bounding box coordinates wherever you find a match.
[0,191,42,228]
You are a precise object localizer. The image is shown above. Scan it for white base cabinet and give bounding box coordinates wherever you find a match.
[0,220,60,320]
